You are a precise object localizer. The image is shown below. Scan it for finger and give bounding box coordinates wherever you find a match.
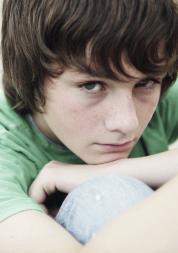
[28,181,47,204]
[39,204,48,214]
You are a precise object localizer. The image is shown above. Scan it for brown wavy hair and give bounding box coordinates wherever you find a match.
[2,0,178,115]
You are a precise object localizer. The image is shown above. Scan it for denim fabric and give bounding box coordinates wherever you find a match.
[55,175,153,244]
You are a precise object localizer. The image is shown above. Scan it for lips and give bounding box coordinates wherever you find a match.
[96,140,134,153]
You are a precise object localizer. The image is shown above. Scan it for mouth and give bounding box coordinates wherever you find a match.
[95,140,135,153]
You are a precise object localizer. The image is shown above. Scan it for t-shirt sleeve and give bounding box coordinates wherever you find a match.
[159,78,178,144]
[0,143,44,222]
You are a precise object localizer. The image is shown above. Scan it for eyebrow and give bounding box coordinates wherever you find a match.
[74,68,165,84]
[137,76,163,83]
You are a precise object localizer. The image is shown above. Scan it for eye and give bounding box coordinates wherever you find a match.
[79,81,105,93]
[135,78,161,90]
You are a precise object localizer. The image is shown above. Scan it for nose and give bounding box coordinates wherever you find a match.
[104,93,139,136]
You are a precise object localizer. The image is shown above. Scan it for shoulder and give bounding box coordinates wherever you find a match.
[159,78,178,113]
[156,78,178,144]
[0,91,32,149]
[132,78,178,157]
[0,91,49,168]
[0,90,25,131]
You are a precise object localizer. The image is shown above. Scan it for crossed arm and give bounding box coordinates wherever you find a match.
[1,149,178,253]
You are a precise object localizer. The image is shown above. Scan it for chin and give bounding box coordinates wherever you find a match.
[84,153,129,165]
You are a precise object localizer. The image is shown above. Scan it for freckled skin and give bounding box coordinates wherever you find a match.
[33,67,161,165]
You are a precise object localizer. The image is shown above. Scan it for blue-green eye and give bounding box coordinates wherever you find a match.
[135,78,161,89]
[80,81,104,93]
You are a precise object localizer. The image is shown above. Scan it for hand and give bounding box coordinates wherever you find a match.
[28,159,132,215]
[28,161,89,204]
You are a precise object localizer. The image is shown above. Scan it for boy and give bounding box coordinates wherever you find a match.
[0,0,178,252]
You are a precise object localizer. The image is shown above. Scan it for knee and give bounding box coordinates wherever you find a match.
[55,175,153,244]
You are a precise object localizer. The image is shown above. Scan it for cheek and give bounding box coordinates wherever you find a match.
[51,100,100,134]
[136,92,160,128]
[69,108,101,133]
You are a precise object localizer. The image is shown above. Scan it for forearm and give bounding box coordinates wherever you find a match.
[31,148,178,197]
[86,148,178,189]
[80,174,178,253]
[0,210,82,253]
[130,148,178,188]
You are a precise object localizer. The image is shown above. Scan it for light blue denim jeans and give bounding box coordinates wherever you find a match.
[55,175,153,244]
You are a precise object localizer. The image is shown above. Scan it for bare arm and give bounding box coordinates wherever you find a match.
[82,148,178,189]
[0,211,82,253]
[29,149,178,203]
[80,174,178,253]
[26,149,178,253]
[2,151,178,253]
[99,148,178,188]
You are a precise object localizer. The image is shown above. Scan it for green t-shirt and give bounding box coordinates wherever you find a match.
[0,79,178,222]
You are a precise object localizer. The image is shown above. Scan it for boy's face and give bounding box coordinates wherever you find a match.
[33,63,162,164]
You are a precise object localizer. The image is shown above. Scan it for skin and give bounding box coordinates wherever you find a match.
[3,61,177,253]
[2,66,178,253]
[33,62,162,165]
